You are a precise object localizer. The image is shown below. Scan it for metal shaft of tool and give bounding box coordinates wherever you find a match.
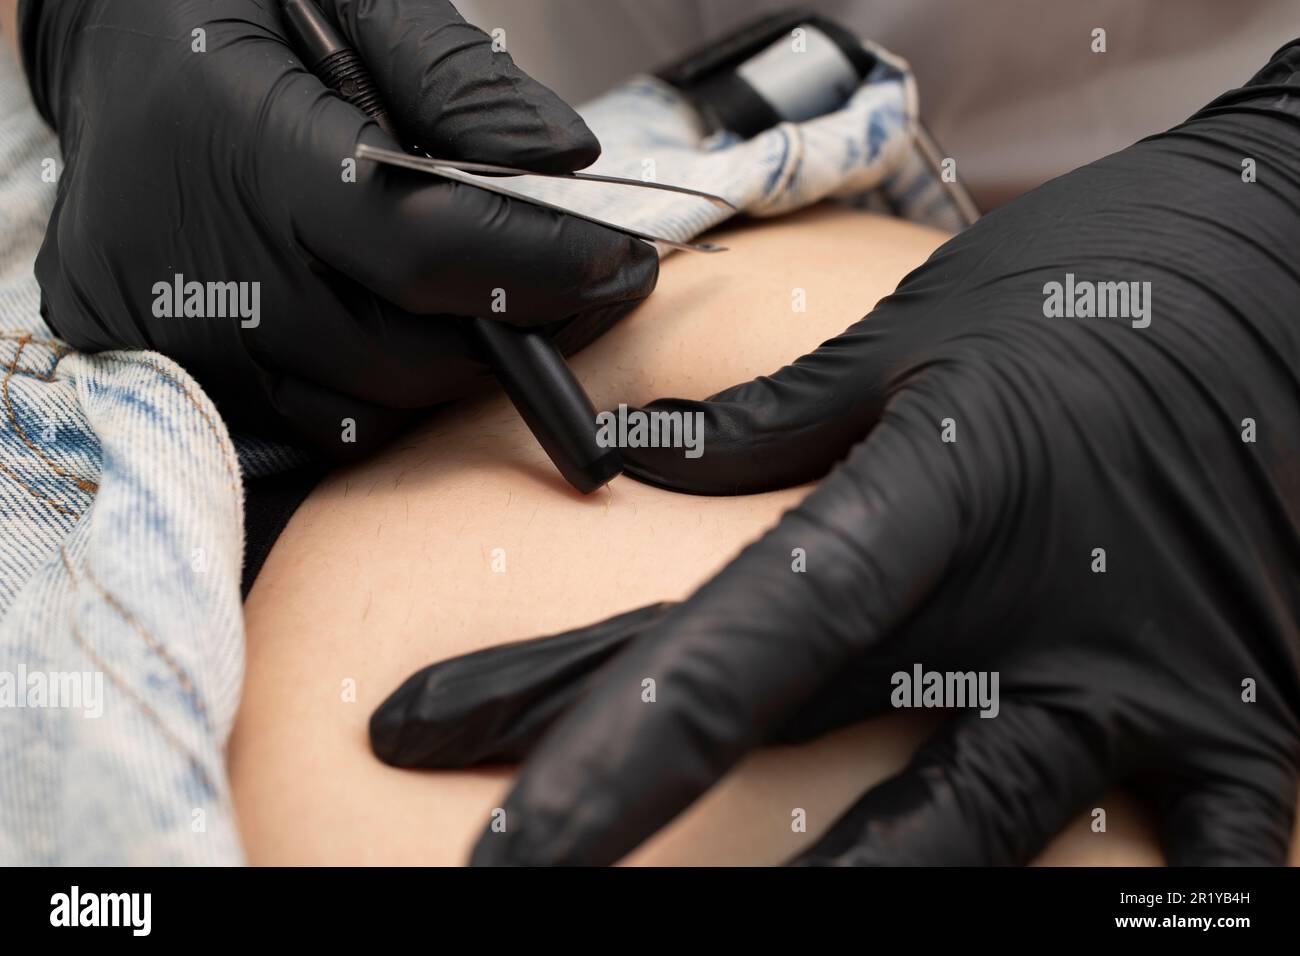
[355,143,735,208]
[355,143,730,253]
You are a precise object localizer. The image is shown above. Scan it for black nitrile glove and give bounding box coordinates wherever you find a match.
[18,0,658,456]
[370,41,1300,866]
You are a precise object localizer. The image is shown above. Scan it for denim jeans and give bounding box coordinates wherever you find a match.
[497,43,968,243]
[0,50,249,863]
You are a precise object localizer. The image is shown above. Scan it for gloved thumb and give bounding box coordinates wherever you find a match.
[319,0,601,172]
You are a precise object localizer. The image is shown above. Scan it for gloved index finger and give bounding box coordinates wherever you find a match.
[472,402,966,866]
[269,99,659,325]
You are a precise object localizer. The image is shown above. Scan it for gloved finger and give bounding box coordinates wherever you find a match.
[244,272,488,413]
[321,0,600,172]
[370,599,901,772]
[268,104,659,326]
[1150,769,1296,865]
[789,704,1111,866]
[764,662,914,746]
[264,371,419,461]
[247,264,651,424]
[470,399,967,866]
[620,284,942,495]
[369,604,671,768]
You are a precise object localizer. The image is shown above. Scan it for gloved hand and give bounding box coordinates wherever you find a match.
[18,0,658,456]
[369,42,1300,865]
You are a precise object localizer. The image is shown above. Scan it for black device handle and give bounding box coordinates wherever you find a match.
[280,0,396,136]
[472,318,624,494]
[317,48,395,135]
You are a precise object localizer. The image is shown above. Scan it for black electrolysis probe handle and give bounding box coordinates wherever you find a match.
[279,0,625,494]
[472,317,623,494]
[280,0,396,137]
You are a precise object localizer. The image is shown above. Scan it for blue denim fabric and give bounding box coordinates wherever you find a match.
[0,50,250,864]
[479,43,968,245]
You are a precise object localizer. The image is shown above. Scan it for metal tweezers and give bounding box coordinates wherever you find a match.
[356,143,733,253]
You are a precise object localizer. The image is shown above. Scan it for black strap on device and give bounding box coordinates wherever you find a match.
[656,8,877,139]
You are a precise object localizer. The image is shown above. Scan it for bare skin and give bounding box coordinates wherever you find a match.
[2,1,18,57]
[230,205,1241,865]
